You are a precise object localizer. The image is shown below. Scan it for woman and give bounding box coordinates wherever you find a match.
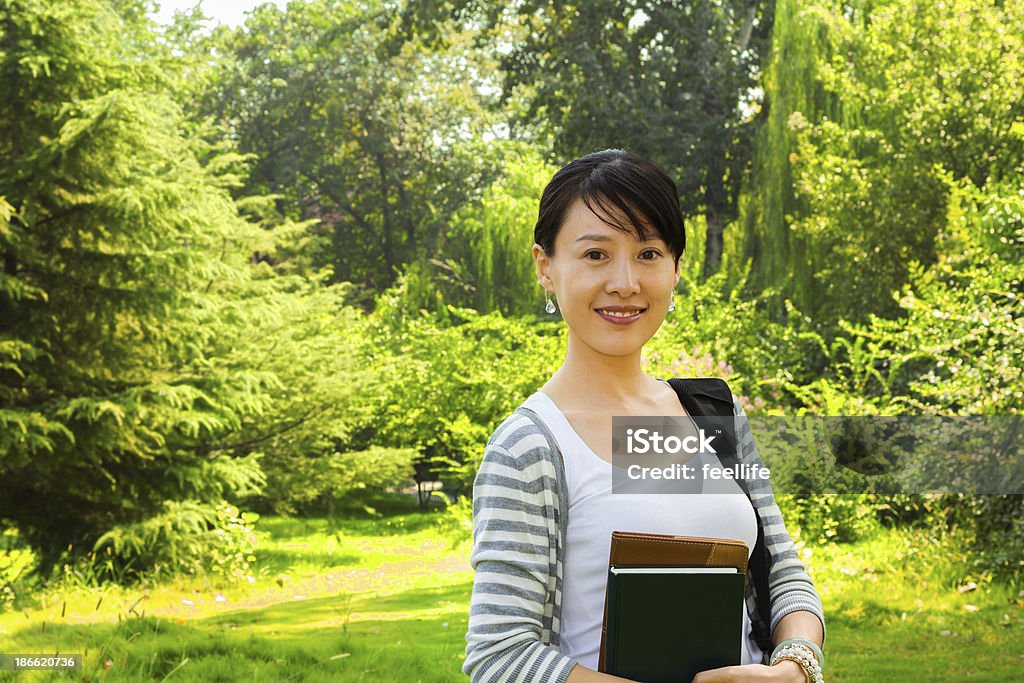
[462,150,825,683]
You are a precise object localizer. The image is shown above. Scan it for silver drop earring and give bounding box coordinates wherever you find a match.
[667,298,676,312]
[545,292,557,314]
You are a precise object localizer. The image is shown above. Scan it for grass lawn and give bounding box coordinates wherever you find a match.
[801,526,1023,681]
[1,497,1021,681]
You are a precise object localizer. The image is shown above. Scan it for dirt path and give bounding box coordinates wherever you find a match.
[208,554,473,613]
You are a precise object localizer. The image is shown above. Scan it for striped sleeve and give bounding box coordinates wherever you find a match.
[733,397,827,645]
[462,414,579,683]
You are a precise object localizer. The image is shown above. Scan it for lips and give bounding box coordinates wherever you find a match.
[595,307,647,324]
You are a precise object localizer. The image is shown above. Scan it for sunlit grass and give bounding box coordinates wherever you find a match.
[797,524,1023,681]
[0,582,472,682]
[0,496,474,681]
[1,501,1020,682]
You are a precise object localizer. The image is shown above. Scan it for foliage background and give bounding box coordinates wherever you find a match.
[0,0,1021,603]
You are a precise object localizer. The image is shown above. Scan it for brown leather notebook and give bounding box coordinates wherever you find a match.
[597,531,750,672]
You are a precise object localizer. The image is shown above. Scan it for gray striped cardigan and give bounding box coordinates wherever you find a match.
[463,396,826,682]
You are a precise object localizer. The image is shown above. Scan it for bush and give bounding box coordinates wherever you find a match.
[433,495,473,547]
[777,494,881,545]
[207,504,261,585]
[367,289,565,496]
[89,500,262,585]
[937,494,1024,581]
[0,525,37,612]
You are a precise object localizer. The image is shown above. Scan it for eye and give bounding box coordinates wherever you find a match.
[639,249,662,260]
[584,250,605,260]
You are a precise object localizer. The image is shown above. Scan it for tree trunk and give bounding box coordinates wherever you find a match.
[703,200,725,279]
[736,0,761,55]
[376,153,395,279]
[702,137,728,278]
[417,480,429,510]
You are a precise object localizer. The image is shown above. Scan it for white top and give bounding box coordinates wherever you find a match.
[522,389,766,671]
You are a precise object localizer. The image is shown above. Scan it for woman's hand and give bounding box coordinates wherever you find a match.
[691,660,808,683]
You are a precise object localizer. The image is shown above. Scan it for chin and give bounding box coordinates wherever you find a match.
[590,335,651,358]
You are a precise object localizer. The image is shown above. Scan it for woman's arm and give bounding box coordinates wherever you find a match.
[772,610,824,649]
[462,416,580,683]
[732,397,827,646]
[565,664,636,682]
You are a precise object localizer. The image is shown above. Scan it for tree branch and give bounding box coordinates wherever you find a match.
[206,405,331,456]
[736,0,761,55]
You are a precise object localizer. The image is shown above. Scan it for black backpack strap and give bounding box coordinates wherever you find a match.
[667,377,734,417]
[665,377,774,656]
[666,378,737,458]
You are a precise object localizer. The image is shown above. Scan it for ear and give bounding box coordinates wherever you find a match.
[533,243,554,291]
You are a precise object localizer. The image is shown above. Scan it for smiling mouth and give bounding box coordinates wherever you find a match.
[595,308,648,323]
[596,308,647,317]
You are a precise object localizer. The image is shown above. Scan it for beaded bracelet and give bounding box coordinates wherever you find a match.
[772,637,825,670]
[770,643,824,683]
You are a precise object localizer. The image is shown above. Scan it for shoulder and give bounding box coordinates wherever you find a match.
[473,407,562,507]
[482,406,558,473]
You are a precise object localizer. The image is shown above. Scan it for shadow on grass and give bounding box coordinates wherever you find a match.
[0,581,474,683]
[260,508,448,540]
[255,547,362,575]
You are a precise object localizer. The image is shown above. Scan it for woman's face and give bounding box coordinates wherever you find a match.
[533,198,680,358]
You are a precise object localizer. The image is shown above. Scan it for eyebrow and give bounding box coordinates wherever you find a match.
[575,232,661,243]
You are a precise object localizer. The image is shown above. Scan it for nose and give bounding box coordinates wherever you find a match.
[605,256,640,296]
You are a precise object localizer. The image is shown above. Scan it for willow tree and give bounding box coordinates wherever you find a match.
[736,0,841,312]
[436,144,557,316]
[737,0,1023,327]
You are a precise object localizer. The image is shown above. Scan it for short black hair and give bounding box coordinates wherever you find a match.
[534,149,685,265]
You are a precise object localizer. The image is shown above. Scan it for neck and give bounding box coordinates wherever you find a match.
[547,332,658,405]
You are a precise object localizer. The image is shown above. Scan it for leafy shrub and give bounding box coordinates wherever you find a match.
[90,499,262,585]
[263,446,419,516]
[433,494,474,547]
[207,504,261,584]
[645,264,830,408]
[776,494,881,545]
[770,171,1022,558]
[935,494,1024,581]
[367,288,565,496]
[0,526,37,612]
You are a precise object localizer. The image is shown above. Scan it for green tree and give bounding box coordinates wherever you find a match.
[481,0,774,278]
[0,0,260,572]
[823,171,1024,417]
[738,0,1024,326]
[193,0,501,297]
[440,143,557,316]
[0,0,384,577]
[796,168,1024,576]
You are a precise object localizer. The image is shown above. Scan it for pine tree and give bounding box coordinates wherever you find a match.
[0,0,273,575]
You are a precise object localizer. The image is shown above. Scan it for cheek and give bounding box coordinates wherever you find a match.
[555,265,600,291]
[645,269,677,289]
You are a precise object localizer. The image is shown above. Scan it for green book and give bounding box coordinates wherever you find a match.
[604,566,745,683]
